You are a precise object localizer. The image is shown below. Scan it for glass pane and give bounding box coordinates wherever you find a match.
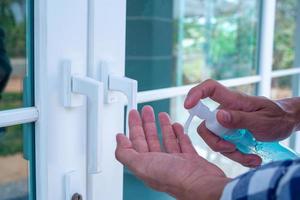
[273,0,299,70]
[271,75,295,99]
[126,0,260,91]
[176,0,259,84]
[0,124,28,200]
[0,0,27,110]
[231,83,257,95]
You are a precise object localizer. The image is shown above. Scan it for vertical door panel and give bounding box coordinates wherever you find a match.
[35,0,88,199]
[87,0,126,199]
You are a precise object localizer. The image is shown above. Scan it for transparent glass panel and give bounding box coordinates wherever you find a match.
[0,124,28,200]
[273,0,299,70]
[175,0,260,85]
[271,75,295,99]
[0,0,27,110]
[231,83,257,95]
[126,0,260,91]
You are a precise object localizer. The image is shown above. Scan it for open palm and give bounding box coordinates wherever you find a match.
[115,106,229,200]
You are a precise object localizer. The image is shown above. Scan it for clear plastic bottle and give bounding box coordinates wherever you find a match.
[184,100,299,164]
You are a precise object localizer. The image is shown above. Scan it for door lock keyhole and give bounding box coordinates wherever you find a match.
[71,193,83,200]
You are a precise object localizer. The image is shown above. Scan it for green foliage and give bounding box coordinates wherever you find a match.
[179,1,258,84]
[0,0,26,57]
[177,0,297,87]
[0,92,23,156]
[0,92,23,109]
[0,125,23,156]
[0,0,26,156]
[272,0,298,88]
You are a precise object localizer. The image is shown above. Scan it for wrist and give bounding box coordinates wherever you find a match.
[208,177,231,200]
[182,177,231,200]
[276,97,300,131]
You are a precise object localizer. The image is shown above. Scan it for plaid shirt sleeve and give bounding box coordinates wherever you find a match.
[220,159,300,200]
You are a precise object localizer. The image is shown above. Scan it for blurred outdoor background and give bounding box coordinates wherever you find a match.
[0,0,28,200]
[0,0,299,200]
[124,0,300,199]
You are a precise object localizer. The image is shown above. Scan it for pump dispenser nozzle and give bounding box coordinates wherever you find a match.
[184,115,194,134]
[184,101,229,137]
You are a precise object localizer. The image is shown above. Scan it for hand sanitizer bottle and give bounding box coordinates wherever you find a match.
[184,100,299,164]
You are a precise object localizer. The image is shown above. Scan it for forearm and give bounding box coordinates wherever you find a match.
[220,159,300,200]
[276,97,300,131]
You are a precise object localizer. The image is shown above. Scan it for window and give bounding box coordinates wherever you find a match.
[0,0,35,199]
[273,0,298,71]
[125,0,300,199]
[0,124,29,200]
[0,0,27,110]
[175,0,259,85]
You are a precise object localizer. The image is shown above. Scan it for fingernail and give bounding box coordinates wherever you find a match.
[219,110,231,123]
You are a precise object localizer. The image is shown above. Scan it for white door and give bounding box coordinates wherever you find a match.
[34,0,129,199]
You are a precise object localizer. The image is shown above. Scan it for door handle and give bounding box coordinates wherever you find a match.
[63,61,103,173]
[109,75,137,111]
[99,63,137,133]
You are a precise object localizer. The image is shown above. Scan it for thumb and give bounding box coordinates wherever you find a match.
[116,133,133,149]
[217,109,256,130]
[115,134,139,168]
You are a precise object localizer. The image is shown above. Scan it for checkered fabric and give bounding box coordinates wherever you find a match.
[220,159,300,200]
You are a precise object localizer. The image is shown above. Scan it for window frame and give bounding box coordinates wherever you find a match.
[136,0,300,150]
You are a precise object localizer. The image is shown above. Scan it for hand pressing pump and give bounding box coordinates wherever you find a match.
[184,100,299,164]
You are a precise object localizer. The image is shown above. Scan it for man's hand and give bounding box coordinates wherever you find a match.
[185,79,300,167]
[115,106,230,200]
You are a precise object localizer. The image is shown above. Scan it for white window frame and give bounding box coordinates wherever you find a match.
[137,0,300,151]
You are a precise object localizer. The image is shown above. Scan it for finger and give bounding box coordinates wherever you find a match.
[217,109,257,130]
[184,79,239,109]
[159,112,181,153]
[129,110,149,152]
[222,151,262,168]
[115,134,140,169]
[184,79,260,111]
[141,106,161,152]
[172,123,197,155]
[197,122,236,152]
